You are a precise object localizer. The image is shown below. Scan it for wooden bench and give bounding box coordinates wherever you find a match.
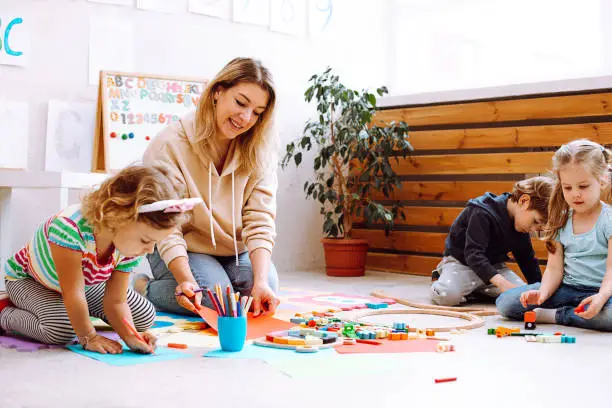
[353,89,612,280]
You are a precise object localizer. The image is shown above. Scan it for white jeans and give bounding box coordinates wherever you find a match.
[430,256,524,306]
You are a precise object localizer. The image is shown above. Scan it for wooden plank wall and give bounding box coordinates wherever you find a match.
[354,89,612,278]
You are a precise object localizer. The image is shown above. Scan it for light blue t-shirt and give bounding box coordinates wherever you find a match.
[557,202,612,288]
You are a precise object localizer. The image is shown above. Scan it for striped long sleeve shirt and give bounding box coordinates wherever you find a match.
[4,204,141,292]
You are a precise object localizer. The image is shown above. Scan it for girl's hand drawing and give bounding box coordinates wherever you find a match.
[84,334,123,355]
[250,282,279,317]
[575,294,607,320]
[520,289,547,307]
[125,330,157,354]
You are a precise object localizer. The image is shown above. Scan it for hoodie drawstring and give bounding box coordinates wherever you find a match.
[209,163,216,248]
[209,161,239,266]
[231,171,239,266]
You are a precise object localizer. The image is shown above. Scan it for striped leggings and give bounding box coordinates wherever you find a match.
[0,278,156,345]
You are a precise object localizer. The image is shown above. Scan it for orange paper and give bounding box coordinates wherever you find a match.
[335,338,440,354]
[196,307,294,340]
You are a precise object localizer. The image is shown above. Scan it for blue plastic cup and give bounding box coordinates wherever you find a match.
[218,315,247,352]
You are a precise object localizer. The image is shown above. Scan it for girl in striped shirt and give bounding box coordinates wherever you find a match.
[0,164,197,354]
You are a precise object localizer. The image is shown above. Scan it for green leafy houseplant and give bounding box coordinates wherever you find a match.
[281,68,412,276]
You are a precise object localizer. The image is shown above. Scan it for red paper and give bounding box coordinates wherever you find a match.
[196,307,294,340]
[335,339,440,354]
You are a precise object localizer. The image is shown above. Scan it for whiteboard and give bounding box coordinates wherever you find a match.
[95,71,207,172]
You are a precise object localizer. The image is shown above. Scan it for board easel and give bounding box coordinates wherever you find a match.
[92,70,208,173]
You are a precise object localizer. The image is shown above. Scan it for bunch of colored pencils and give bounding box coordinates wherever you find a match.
[205,284,253,318]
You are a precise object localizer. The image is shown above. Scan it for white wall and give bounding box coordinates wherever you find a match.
[388,0,607,95]
[0,0,392,274]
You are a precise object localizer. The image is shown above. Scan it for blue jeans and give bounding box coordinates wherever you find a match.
[496,282,612,331]
[145,250,279,315]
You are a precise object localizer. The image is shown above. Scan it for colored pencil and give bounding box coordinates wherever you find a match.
[122,317,155,354]
[213,291,225,316]
[206,288,222,315]
[244,296,253,315]
[434,377,457,384]
[226,286,233,317]
[175,288,204,297]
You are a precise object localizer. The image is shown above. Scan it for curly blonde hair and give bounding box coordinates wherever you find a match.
[193,57,277,176]
[81,164,187,231]
[544,139,612,252]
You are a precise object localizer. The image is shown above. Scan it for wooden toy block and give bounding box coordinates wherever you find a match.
[300,328,315,336]
[561,335,576,343]
[304,335,323,346]
[524,311,536,323]
[356,339,382,345]
[525,335,538,342]
[487,328,496,335]
[266,334,275,342]
[290,318,306,324]
[400,333,408,340]
[525,322,536,330]
[390,333,401,340]
[273,337,289,345]
[365,302,389,309]
[167,343,188,349]
[296,345,319,353]
[307,319,317,327]
[288,338,306,346]
[574,304,585,314]
[343,338,357,345]
[425,329,435,337]
[288,329,302,337]
[322,337,337,344]
[417,328,426,337]
[393,322,406,330]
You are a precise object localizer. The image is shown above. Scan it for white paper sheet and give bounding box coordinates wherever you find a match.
[188,0,231,19]
[0,99,29,169]
[87,0,134,6]
[45,100,97,172]
[269,0,306,36]
[0,12,30,67]
[232,0,270,27]
[88,15,134,85]
[308,0,334,38]
[136,0,187,13]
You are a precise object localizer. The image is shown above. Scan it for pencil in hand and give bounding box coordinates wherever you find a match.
[122,317,155,354]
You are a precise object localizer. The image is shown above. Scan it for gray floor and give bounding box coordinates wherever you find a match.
[1,270,611,408]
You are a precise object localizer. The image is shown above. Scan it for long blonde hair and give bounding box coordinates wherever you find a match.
[193,57,277,176]
[82,164,187,231]
[544,139,612,250]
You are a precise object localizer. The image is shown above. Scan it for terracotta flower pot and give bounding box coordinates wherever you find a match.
[321,238,369,277]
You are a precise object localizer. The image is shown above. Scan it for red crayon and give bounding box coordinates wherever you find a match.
[435,377,457,384]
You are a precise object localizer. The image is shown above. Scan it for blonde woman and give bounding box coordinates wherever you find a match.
[138,57,280,317]
[0,164,192,353]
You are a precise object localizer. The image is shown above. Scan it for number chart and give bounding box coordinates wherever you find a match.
[93,71,208,172]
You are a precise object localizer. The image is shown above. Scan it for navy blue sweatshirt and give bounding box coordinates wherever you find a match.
[443,192,541,284]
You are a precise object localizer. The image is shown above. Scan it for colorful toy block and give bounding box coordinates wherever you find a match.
[425,329,435,337]
[524,311,536,323]
[487,328,496,335]
[365,302,389,309]
[393,322,406,330]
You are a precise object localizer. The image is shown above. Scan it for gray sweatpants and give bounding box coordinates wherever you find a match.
[430,256,525,306]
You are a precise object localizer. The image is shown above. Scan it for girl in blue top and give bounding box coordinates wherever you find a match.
[497,139,612,331]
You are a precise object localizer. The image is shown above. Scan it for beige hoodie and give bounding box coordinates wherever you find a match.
[143,112,277,266]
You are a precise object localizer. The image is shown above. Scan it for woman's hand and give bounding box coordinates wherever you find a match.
[124,330,157,354]
[174,281,202,313]
[250,282,280,317]
[575,294,608,320]
[83,334,123,355]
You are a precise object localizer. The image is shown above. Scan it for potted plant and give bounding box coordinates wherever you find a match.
[281,67,412,277]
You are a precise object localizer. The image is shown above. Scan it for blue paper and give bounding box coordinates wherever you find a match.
[67,345,192,366]
[204,344,335,361]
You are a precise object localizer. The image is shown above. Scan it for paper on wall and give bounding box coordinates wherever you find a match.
[232,0,270,27]
[188,0,231,19]
[45,100,96,172]
[269,0,306,36]
[0,99,28,169]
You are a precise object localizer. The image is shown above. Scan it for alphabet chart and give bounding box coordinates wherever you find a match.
[93,71,207,172]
